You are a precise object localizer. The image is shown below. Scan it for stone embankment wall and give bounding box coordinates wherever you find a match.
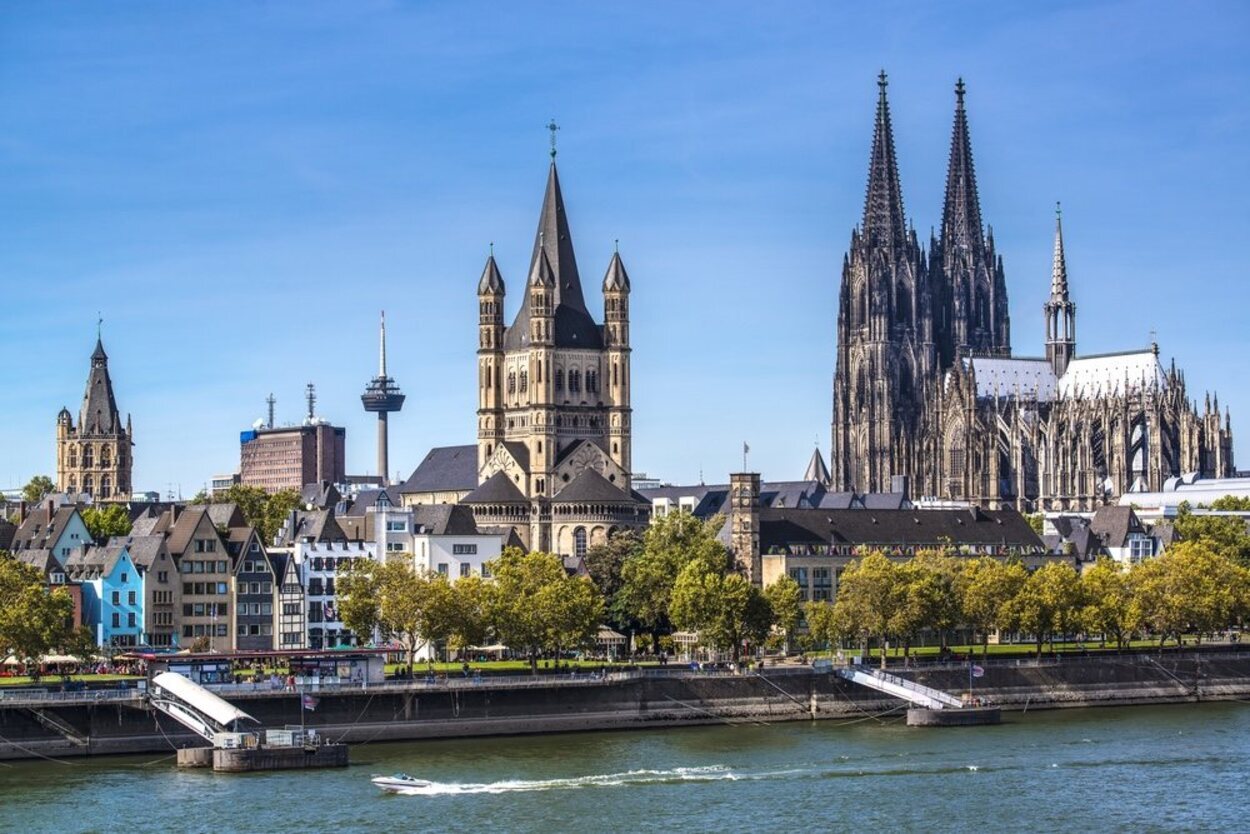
[2,652,1249,762]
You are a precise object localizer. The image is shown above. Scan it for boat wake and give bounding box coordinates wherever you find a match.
[387,765,776,796]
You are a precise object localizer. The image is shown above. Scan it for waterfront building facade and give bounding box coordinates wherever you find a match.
[56,337,133,501]
[830,76,1234,513]
[70,543,144,648]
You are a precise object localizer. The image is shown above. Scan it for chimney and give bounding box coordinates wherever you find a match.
[17,500,28,523]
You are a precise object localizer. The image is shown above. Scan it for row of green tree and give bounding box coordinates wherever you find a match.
[0,557,95,669]
[337,549,601,674]
[337,514,807,671]
[805,541,1250,667]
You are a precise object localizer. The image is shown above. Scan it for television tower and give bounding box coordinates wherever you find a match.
[360,311,405,483]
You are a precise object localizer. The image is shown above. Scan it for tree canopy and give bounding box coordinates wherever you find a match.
[487,548,603,673]
[0,556,77,667]
[22,475,55,505]
[81,504,132,543]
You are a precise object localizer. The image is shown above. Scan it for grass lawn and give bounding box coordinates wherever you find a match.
[384,659,658,676]
[0,674,141,687]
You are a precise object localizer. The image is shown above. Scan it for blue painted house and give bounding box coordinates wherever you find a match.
[68,542,145,648]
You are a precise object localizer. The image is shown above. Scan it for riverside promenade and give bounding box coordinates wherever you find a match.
[3,649,1250,762]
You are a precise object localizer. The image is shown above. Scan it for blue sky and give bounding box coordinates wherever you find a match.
[2,1,1248,495]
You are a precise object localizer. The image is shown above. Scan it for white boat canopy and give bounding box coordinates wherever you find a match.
[151,672,258,729]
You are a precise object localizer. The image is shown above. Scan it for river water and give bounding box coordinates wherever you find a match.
[2,703,1246,832]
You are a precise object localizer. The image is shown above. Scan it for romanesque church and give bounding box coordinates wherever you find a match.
[463,154,649,552]
[831,75,1234,512]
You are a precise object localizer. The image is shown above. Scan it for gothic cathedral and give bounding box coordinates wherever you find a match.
[56,335,134,501]
[465,154,649,554]
[832,75,1233,512]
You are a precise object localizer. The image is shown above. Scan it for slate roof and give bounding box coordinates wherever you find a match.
[12,506,82,552]
[111,534,168,569]
[502,162,604,352]
[754,507,1044,552]
[460,472,527,504]
[478,525,526,550]
[0,519,16,551]
[343,487,401,516]
[79,338,124,435]
[803,448,831,485]
[413,504,480,536]
[553,469,633,504]
[206,503,245,529]
[637,481,904,519]
[1089,506,1144,548]
[300,481,341,510]
[165,506,214,556]
[14,549,62,578]
[399,445,479,495]
[275,510,346,547]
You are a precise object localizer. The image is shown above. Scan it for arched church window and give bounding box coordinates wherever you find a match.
[587,370,598,393]
[949,445,965,474]
[569,370,581,393]
[101,446,111,466]
[975,287,990,331]
[83,445,94,468]
[573,527,587,559]
[68,445,78,467]
[100,476,112,499]
[83,475,94,496]
[519,371,528,393]
[507,372,516,394]
[556,369,565,391]
[897,289,912,328]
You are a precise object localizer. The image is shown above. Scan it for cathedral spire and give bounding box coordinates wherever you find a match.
[1050,202,1069,299]
[529,161,587,312]
[1044,202,1076,377]
[506,156,603,349]
[862,71,908,251]
[940,78,984,252]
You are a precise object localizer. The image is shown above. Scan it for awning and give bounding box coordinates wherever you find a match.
[152,672,257,728]
[596,627,626,643]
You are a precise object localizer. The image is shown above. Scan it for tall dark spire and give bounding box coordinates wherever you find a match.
[862,71,908,251]
[1050,202,1069,299]
[505,159,603,349]
[80,334,121,434]
[940,78,984,252]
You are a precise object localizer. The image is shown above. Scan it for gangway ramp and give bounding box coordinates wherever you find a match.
[148,672,259,743]
[837,665,963,710]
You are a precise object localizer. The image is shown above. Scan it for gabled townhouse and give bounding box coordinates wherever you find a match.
[228,526,276,651]
[271,552,306,650]
[67,542,144,648]
[145,505,234,651]
[109,534,180,647]
[11,503,91,563]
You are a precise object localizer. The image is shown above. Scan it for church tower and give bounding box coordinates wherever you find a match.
[931,79,1010,365]
[831,73,935,493]
[57,332,133,500]
[1044,205,1076,377]
[467,140,646,554]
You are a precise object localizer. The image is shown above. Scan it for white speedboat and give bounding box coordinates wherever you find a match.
[372,773,432,792]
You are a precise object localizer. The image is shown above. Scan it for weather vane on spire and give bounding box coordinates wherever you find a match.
[1055,200,1062,219]
[97,311,103,339]
[547,119,560,159]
